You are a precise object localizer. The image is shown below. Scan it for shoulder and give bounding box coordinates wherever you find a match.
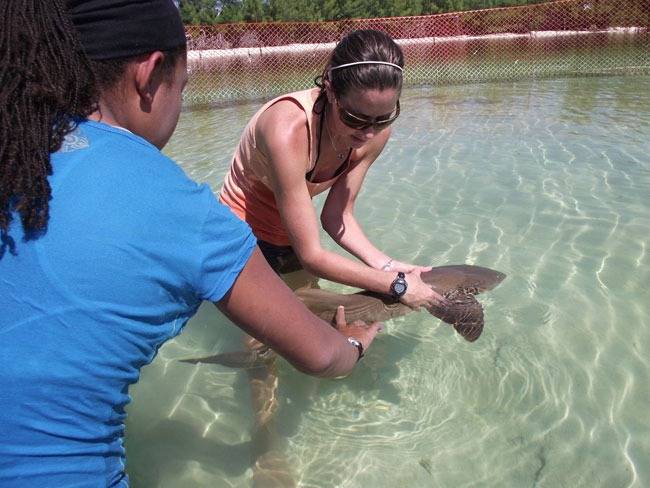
[52,120,196,204]
[258,95,307,131]
[62,120,163,160]
[256,96,311,158]
[256,88,319,135]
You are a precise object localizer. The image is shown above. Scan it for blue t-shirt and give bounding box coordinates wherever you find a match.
[0,121,257,487]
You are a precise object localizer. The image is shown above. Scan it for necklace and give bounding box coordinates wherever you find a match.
[325,111,347,159]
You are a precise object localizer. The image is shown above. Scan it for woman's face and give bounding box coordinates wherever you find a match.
[327,85,401,149]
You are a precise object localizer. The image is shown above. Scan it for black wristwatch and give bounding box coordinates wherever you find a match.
[390,271,408,298]
[347,337,364,361]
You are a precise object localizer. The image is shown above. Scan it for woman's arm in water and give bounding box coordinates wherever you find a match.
[320,138,446,310]
[256,101,448,312]
[215,247,382,378]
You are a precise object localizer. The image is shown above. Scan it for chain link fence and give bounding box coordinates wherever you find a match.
[184,0,649,105]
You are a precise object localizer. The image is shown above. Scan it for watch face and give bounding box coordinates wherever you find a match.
[393,282,406,294]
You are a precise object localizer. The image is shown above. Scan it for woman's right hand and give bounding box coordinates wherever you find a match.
[399,269,449,312]
[334,305,383,355]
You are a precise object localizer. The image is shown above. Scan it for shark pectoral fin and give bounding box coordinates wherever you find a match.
[428,291,484,342]
[179,350,275,369]
[419,265,505,342]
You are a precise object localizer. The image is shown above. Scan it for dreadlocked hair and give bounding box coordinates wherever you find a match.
[0,0,97,235]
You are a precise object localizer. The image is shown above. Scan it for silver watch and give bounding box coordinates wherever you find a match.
[390,272,408,298]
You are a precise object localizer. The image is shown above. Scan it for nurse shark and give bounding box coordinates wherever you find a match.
[181,264,506,367]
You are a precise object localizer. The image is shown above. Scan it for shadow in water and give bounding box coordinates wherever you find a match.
[127,418,253,487]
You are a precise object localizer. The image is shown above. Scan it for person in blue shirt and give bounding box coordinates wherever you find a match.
[0,1,381,486]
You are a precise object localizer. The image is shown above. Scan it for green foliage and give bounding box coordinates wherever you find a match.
[178,0,221,25]
[177,0,649,26]
[176,0,540,24]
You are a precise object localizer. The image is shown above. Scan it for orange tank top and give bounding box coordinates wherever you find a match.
[219,88,351,246]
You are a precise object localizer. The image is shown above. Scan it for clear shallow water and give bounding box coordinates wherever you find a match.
[125,75,650,487]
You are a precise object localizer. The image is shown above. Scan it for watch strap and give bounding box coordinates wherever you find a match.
[346,337,364,361]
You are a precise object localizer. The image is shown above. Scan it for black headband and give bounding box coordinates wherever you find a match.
[67,0,187,60]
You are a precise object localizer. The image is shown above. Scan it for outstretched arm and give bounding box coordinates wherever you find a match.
[319,144,447,312]
[215,247,382,378]
[256,99,448,312]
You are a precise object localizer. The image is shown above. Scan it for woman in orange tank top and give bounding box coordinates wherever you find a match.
[220,29,449,312]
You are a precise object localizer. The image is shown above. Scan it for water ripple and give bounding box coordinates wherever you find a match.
[125,76,650,488]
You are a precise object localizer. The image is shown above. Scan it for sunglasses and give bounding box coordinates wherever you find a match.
[335,99,400,131]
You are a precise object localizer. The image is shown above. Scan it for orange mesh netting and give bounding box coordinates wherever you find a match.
[183,0,649,105]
